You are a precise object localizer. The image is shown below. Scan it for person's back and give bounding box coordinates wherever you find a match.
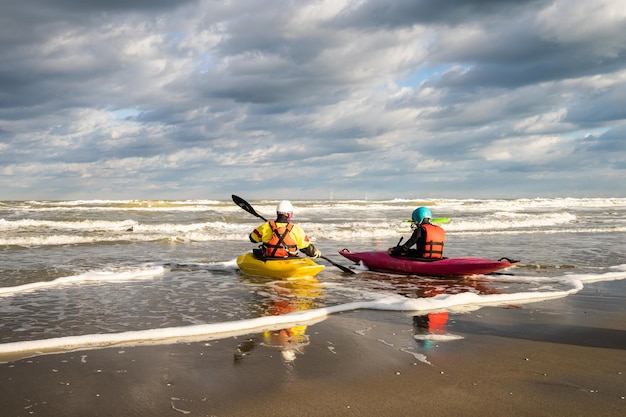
[262,219,298,257]
[249,200,321,259]
[415,221,445,258]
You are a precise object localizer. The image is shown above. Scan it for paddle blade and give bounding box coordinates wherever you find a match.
[232,195,267,221]
[403,217,450,224]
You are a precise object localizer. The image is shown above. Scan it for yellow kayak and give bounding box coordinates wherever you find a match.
[236,252,325,279]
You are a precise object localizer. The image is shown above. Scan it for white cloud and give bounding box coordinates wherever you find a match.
[480,135,571,163]
[0,0,625,199]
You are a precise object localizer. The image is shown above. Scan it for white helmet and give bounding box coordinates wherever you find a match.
[276,200,294,215]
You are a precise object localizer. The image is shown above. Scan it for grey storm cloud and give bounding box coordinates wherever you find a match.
[0,0,625,200]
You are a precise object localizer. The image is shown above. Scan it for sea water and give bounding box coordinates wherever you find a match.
[1,198,625,361]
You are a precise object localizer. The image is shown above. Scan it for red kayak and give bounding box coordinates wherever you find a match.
[338,249,518,277]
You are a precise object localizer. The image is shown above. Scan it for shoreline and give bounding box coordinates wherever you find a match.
[1,282,625,416]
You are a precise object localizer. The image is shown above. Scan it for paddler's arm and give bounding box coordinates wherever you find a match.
[291,225,322,258]
[300,244,321,258]
[388,246,405,256]
[249,223,269,243]
[388,228,422,256]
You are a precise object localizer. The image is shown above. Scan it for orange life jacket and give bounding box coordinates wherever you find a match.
[264,221,298,258]
[419,223,445,259]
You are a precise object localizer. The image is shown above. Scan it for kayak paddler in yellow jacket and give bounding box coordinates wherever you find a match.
[249,200,322,259]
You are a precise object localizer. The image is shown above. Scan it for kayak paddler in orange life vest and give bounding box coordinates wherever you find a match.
[388,206,445,259]
[249,200,322,259]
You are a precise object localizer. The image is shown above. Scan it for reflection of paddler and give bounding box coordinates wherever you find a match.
[413,312,448,335]
[235,277,322,363]
[261,277,322,362]
[262,325,309,362]
[413,312,450,350]
[412,278,501,346]
[413,285,450,341]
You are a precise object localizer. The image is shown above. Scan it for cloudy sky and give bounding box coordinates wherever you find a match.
[1,0,625,200]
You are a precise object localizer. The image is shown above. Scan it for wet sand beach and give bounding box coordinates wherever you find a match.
[1,281,625,417]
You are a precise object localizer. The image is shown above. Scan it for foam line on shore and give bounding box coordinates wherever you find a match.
[0,277,586,361]
[2,266,625,362]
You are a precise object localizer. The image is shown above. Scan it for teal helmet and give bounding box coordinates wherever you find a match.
[412,207,432,224]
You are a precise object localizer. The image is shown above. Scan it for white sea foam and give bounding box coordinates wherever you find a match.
[12,199,225,211]
[0,218,136,231]
[0,265,165,297]
[413,333,465,342]
[2,197,624,247]
[1,198,625,363]
[2,266,624,361]
[6,197,625,215]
